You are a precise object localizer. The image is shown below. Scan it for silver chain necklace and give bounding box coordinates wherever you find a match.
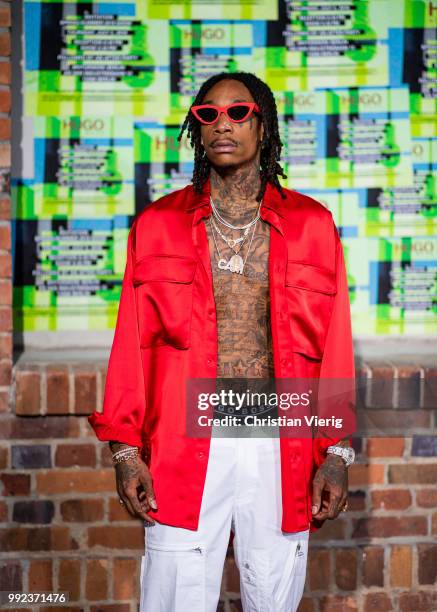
[210,217,250,250]
[210,216,258,275]
[210,195,262,231]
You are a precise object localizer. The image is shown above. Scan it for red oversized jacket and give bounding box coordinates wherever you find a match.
[88,177,355,533]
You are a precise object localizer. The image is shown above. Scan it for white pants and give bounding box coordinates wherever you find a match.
[139,434,309,612]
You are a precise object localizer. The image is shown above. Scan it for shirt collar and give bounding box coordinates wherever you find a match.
[185,175,286,226]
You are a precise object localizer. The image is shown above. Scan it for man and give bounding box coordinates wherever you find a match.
[88,71,356,611]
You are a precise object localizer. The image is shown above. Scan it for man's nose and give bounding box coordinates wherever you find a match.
[214,112,232,131]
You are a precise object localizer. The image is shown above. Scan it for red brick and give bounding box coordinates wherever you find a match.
[309,517,346,541]
[0,334,12,358]
[36,469,114,494]
[0,526,75,551]
[0,500,7,521]
[15,370,41,415]
[0,307,11,331]
[398,591,437,612]
[0,561,22,590]
[319,595,358,611]
[0,32,10,55]
[0,282,12,305]
[58,559,81,601]
[362,546,384,587]
[297,599,315,612]
[347,490,366,512]
[46,366,69,414]
[397,365,422,408]
[366,437,404,457]
[0,359,11,384]
[0,224,10,249]
[0,252,11,276]
[335,549,357,590]
[0,473,30,496]
[223,553,239,593]
[390,545,412,587]
[364,593,393,612]
[433,513,437,536]
[0,6,11,27]
[361,408,430,431]
[423,366,437,408]
[308,548,331,590]
[371,489,412,511]
[86,558,108,601]
[366,363,395,408]
[418,544,437,585]
[0,279,12,306]
[28,559,53,591]
[5,415,80,439]
[0,196,10,219]
[87,525,144,550]
[0,90,10,113]
[100,444,113,467]
[416,488,437,508]
[0,389,9,412]
[0,144,10,167]
[74,369,97,414]
[389,464,437,485]
[0,446,7,468]
[352,516,427,538]
[0,62,10,85]
[113,558,139,600]
[348,463,385,486]
[55,443,96,467]
[108,496,137,522]
[60,499,104,522]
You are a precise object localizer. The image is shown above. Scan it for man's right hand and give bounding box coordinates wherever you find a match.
[111,443,158,524]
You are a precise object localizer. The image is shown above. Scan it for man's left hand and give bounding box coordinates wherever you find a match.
[311,454,348,520]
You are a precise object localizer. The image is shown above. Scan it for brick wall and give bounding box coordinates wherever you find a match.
[1,357,436,612]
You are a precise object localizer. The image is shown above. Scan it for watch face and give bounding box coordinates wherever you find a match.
[346,448,355,464]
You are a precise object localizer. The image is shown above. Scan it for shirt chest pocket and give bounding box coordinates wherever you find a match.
[133,254,198,349]
[285,260,337,360]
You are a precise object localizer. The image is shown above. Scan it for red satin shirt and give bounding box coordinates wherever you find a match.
[88,177,355,533]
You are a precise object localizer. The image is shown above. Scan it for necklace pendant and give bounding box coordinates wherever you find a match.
[217,254,244,274]
[229,254,244,274]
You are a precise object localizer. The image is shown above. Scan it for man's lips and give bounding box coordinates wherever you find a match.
[210,140,238,152]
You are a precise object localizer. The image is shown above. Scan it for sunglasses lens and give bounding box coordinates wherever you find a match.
[228,104,251,121]
[195,107,218,123]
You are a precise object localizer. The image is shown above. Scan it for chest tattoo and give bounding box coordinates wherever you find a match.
[205,217,274,378]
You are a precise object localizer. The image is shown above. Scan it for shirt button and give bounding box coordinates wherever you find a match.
[197,451,205,459]
[207,358,214,366]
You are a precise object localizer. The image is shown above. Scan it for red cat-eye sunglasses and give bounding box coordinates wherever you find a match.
[190,102,261,125]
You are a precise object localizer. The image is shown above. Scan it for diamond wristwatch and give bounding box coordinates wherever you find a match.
[326,445,355,467]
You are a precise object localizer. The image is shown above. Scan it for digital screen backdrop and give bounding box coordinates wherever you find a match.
[13,0,436,338]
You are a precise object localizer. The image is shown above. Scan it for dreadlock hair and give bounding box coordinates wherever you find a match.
[177,71,287,202]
